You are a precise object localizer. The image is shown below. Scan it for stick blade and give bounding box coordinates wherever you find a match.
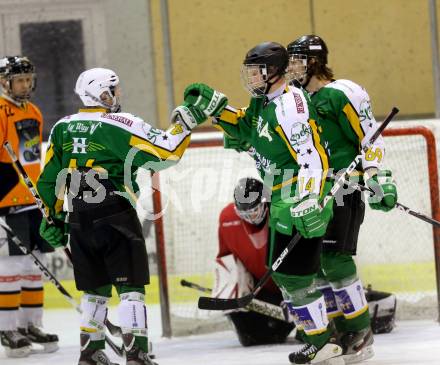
[198,294,253,310]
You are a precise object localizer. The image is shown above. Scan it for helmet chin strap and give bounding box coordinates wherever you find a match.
[264,73,283,95]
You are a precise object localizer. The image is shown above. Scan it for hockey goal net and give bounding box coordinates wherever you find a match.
[139,123,440,337]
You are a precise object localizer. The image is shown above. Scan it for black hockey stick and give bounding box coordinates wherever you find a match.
[2,142,123,337]
[181,279,286,321]
[198,107,399,310]
[338,178,440,228]
[0,217,124,357]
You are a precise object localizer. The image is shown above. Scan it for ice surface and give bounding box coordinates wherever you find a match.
[1,305,440,364]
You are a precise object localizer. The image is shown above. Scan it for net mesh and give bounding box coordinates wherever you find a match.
[139,126,439,335]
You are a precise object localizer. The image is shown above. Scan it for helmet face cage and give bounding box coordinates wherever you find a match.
[234,201,267,225]
[0,56,36,102]
[240,64,269,97]
[286,54,308,85]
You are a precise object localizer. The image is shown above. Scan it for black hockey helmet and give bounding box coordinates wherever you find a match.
[287,35,328,65]
[233,177,269,225]
[241,42,288,96]
[0,56,36,101]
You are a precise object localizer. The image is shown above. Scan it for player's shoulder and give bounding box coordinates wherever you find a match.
[272,85,309,125]
[219,203,242,227]
[325,79,370,102]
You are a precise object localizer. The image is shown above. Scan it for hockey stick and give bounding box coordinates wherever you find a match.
[198,106,400,310]
[2,142,123,337]
[181,279,286,321]
[336,177,440,228]
[0,217,124,357]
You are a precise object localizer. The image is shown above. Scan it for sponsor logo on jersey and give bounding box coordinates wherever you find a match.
[253,151,273,174]
[359,99,373,122]
[293,92,305,113]
[222,220,241,227]
[256,116,273,142]
[290,122,312,147]
[102,113,133,127]
[68,121,102,135]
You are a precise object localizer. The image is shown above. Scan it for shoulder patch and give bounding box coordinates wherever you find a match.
[102,113,133,127]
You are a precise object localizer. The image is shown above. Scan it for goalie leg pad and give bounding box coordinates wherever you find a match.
[80,294,108,342]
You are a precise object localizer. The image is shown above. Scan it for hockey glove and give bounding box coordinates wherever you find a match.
[366,170,397,212]
[184,83,228,117]
[290,193,333,239]
[39,212,69,248]
[223,134,251,152]
[170,102,207,130]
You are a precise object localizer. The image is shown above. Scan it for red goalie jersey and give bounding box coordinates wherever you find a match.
[217,202,278,294]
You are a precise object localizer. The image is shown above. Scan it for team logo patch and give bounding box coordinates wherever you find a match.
[170,124,184,135]
[290,122,312,147]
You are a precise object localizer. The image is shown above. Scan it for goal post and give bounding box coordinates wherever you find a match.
[147,124,440,336]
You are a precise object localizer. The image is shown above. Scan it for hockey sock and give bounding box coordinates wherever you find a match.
[0,256,21,331]
[19,252,45,328]
[272,272,330,347]
[80,293,109,350]
[116,288,148,352]
[321,252,370,332]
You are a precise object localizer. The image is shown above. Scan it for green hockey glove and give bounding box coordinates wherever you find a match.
[290,193,333,239]
[184,83,228,117]
[170,102,207,130]
[39,212,69,248]
[366,169,398,212]
[223,134,251,152]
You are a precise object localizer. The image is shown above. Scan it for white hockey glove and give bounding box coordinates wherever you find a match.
[170,103,207,130]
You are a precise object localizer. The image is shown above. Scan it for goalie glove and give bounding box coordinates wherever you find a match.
[366,169,397,212]
[184,83,228,117]
[170,102,206,130]
[212,254,254,311]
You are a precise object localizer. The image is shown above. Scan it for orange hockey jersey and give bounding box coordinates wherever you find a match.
[0,96,43,210]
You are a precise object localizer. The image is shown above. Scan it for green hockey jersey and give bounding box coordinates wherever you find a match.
[215,84,329,203]
[310,79,385,176]
[37,107,191,214]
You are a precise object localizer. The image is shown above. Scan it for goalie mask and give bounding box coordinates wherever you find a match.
[75,68,121,112]
[286,35,329,86]
[241,42,288,97]
[365,286,396,334]
[234,177,269,225]
[0,56,36,102]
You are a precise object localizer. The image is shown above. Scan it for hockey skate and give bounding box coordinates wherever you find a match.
[288,335,344,365]
[123,333,158,365]
[19,325,59,353]
[78,334,119,365]
[0,330,32,358]
[341,327,374,364]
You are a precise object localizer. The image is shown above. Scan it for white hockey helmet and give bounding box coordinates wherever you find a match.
[75,68,120,112]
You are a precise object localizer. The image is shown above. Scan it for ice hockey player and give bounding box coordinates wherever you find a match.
[214,177,295,346]
[184,42,347,364]
[0,56,59,358]
[287,34,398,363]
[36,67,207,365]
